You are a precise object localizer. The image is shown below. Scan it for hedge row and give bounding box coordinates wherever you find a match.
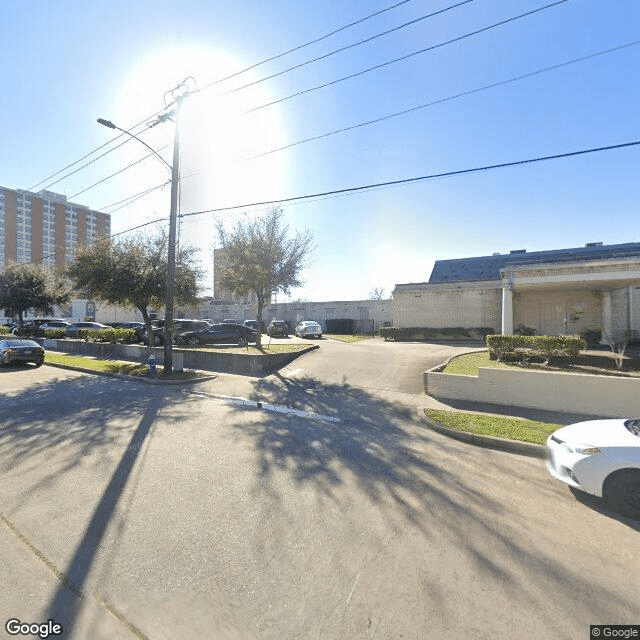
[486,334,585,362]
[75,328,138,343]
[380,327,495,341]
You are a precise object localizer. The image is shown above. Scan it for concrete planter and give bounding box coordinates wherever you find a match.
[424,365,640,418]
[42,339,318,376]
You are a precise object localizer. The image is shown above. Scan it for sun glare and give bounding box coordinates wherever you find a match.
[108,45,287,287]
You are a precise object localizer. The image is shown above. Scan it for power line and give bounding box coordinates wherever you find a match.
[196,0,416,94]
[27,108,168,192]
[221,0,474,97]
[26,1,416,194]
[18,138,640,269]
[245,0,571,114]
[248,40,640,160]
[97,180,171,213]
[181,139,640,218]
[68,143,171,200]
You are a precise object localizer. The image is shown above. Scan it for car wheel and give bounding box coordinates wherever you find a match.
[603,469,640,519]
[35,358,44,368]
[238,336,248,347]
[187,336,200,347]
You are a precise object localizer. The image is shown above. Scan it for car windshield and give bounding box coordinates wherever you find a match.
[3,339,40,348]
[625,420,640,437]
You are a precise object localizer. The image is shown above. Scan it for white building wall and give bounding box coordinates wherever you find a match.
[198,299,393,331]
[393,285,501,330]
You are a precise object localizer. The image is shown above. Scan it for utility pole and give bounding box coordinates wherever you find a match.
[163,93,185,375]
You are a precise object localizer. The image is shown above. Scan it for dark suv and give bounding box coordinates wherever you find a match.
[143,319,211,345]
[178,323,257,347]
[267,320,289,337]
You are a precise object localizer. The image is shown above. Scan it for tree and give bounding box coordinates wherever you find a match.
[369,287,387,301]
[214,208,313,347]
[67,231,203,348]
[0,262,72,327]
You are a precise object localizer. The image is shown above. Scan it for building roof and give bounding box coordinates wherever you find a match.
[428,242,640,283]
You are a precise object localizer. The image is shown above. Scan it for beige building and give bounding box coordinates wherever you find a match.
[0,187,110,270]
[0,186,111,322]
[197,297,393,333]
[394,242,640,340]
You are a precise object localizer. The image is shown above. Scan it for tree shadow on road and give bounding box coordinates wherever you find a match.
[0,372,192,638]
[225,372,639,634]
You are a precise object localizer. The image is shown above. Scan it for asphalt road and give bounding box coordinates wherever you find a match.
[279,336,482,394]
[1,349,639,640]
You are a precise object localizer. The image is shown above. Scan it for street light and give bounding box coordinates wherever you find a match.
[97,101,184,375]
[96,118,173,172]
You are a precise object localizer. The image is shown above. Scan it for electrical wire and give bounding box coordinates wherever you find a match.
[181,139,640,218]
[196,0,416,94]
[26,1,416,195]
[247,40,640,160]
[221,0,474,97]
[68,143,171,200]
[244,0,571,114]
[97,180,171,213]
[15,138,640,268]
[27,108,169,192]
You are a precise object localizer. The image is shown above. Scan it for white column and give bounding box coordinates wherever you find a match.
[502,285,514,335]
[601,290,612,343]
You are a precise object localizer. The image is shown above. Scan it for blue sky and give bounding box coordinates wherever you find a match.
[2,0,639,301]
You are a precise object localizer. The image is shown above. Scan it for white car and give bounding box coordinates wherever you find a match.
[295,321,322,339]
[546,419,640,518]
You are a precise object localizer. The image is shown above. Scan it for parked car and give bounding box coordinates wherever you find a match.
[66,322,110,337]
[546,418,640,518]
[143,319,211,345]
[39,320,72,331]
[178,323,257,347]
[12,318,68,335]
[243,319,259,331]
[0,338,45,367]
[222,318,239,324]
[267,320,289,337]
[116,321,146,342]
[295,321,323,339]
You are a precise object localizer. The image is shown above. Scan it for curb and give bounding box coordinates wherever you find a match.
[420,412,545,459]
[44,361,217,385]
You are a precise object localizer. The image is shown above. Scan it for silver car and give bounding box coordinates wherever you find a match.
[295,321,322,339]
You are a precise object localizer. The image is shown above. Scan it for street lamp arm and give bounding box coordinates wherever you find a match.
[96,118,173,172]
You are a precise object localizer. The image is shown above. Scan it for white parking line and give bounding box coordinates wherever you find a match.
[186,390,341,423]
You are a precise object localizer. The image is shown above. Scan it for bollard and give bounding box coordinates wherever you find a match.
[147,353,157,376]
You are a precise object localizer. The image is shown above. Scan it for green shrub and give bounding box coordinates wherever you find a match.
[0,326,10,335]
[380,326,495,341]
[486,334,585,363]
[77,328,136,343]
[12,324,42,337]
[44,329,66,339]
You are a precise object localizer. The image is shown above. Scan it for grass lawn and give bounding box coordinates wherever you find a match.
[45,352,203,379]
[425,408,560,445]
[180,343,309,354]
[443,351,515,375]
[444,349,640,377]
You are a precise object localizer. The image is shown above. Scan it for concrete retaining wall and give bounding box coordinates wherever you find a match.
[42,339,318,376]
[425,366,640,418]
